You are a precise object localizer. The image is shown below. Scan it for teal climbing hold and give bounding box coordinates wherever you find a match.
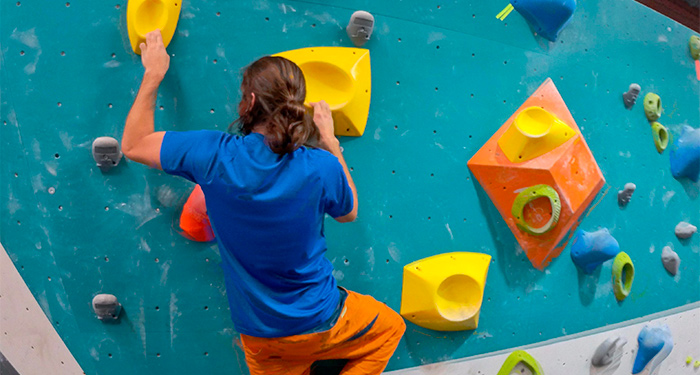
[570,229,620,274]
[632,324,673,374]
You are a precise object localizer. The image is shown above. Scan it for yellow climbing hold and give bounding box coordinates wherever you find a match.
[695,360,700,368]
[274,47,371,137]
[127,0,182,55]
[497,106,576,163]
[400,252,491,331]
[686,356,693,365]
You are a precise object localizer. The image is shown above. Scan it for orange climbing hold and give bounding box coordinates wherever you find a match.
[179,185,215,242]
[468,78,605,270]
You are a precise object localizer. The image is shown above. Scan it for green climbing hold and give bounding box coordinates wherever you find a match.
[690,35,700,60]
[612,252,634,301]
[643,93,662,121]
[497,350,545,375]
[511,184,561,236]
[651,122,669,153]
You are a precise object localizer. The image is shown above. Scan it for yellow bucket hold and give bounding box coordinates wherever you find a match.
[127,0,182,55]
[400,252,491,331]
[497,106,576,163]
[274,47,371,137]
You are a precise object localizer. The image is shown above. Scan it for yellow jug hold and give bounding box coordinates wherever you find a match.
[127,0,182,55]
[497,106,576,163]
[273,47,371,137]
[400,252,491,331]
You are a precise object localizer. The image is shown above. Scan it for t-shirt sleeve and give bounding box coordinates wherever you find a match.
[322,155,354,218]
[160,130,228,183]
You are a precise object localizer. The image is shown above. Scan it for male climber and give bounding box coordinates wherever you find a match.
[121,30,405,374]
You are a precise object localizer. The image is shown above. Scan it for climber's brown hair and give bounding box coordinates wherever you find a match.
[232,56,318,154]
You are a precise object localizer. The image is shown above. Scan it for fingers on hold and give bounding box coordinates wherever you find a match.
[154,30,164,45]
[139,43,147,53]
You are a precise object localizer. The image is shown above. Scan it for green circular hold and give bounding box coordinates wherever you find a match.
[612,251,634,301]
[511,184,561,236]
[651,122,669,153]
[643,93,662,121]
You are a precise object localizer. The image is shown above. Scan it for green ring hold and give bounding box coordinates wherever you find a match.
[612,251,634,301]
[651,122,669,153]
[511,184,562,236]
[643,93,662,121]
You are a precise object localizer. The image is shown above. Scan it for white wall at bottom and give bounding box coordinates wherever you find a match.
[0,243,83,374]
[387,303,700,375]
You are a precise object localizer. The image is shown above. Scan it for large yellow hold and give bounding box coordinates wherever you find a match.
[400,252,491,331]
[127,0,182,55]
[498,106,575,163]
[274,47,371,137]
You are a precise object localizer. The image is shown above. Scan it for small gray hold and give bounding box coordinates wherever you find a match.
[92,294,122,321]
[592,336,627,367]
[675,221,697,239]
[346,11,374,47]
[92,137,123,172]
[622,83,641,109]
[661,246,680,276]
[617,183,636,207]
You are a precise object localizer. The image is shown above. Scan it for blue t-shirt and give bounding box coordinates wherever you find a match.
[160,130,353,338]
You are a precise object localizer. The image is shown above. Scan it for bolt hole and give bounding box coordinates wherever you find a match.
[54,153,60,159]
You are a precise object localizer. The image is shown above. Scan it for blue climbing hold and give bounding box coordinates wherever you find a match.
[670,125,700,182]
[633,324,673,374]
[570,228,620,274]
[511,0,577,42]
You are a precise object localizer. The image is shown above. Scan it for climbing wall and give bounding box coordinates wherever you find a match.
[1,0,699,374]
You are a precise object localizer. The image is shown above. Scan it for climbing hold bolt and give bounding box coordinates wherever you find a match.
[612,252,634,301]
[651,122,669,153]
[346,11,374,47]
[643,93,662,121]
[661,246,680,276]
[92,294,122,321]
[675,221,697,239]
[511,184,561,236]
[592,336,627,367]
[92,137,123,172]
[617,183,636,207]
[622,83,641,109]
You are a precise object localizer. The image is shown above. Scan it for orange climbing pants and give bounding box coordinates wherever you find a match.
[240,289,406,375]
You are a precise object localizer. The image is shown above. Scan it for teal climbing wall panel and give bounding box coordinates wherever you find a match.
[1,0,699,374]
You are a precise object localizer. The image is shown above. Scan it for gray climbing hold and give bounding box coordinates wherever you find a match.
[92,294,122,321]
[617,183,636,207]
[661,246,680,276]
[346,11,374,47]
[675,221,697,239]
[622,83,641,109]
[92,137,123,172]
[592,336,627,367]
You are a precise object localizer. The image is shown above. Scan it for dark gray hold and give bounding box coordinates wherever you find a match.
[622,84,641,109]
[675,221,697,239]
[592,336,627,367]
[617,183,636,207]
[346,11,374,47]
[92,137,123,172]
[92,294,122,321]
[661,246,680,275]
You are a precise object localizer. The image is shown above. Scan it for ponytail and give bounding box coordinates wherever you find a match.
[232,56,319,154]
